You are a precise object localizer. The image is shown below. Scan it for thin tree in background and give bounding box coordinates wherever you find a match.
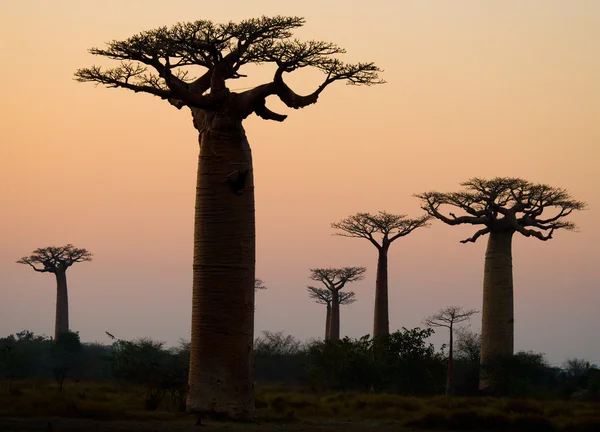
[423,306,479,396]
[331,211,430,338]
[75,16,383,420]
[307,287,356,340]
[308,267,365,341]
[16,245,92,341]
[416,177,586,392]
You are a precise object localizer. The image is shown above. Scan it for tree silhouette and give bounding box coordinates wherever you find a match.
[416,177,586,392]
[331,211,430,338]
[16,245,92,341]
[307,287,356,340]
[308,267,365,341]
[75,16,383,420]
[423,306,479,396]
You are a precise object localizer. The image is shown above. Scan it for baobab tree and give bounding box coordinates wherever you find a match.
[307,286,356,340]
[308,267,366,341]
[416,177,586,391]
[423,306,479,396]
[75,16,383,420]
[331,211,430,338]
[16,245,92,341]
[254,279,267,290]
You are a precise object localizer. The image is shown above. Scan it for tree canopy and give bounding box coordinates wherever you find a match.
[308,267,366,292]
[415,177,586,243]
[307,286,356,305]
[332,211,430,249]
[17,245,93,273]
[75,16,384,121]
[423,306,479,329]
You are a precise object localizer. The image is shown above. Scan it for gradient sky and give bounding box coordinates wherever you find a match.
[1,1,598,366]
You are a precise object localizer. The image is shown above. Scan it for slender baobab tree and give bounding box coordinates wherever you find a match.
[16,245,92,341]
[307,286,356,340]
[75,16,383,419]
[308,267,365,341]
[331,211,430,338]
[416,177,586,391]
[423,306,479,396]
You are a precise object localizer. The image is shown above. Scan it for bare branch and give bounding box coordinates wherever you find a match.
[237,60,383,119]
[460,227,490,244]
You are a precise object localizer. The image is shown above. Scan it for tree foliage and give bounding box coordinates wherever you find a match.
[75,16,384,121]
[16,245,93,273]
[308,328,445,394]
[415,177,586,243]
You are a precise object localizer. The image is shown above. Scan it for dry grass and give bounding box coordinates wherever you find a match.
[1,380,599,431]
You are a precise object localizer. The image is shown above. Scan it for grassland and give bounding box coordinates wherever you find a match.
[1,381,599,431]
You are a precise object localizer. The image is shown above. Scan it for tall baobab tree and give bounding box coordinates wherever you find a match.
[16,245,92,341]
[75,16,383,420]
[416,177,586,391]
[307,286,356,340]
[308,267,365,341]
[423,306,479,396]
[331,211,430,338]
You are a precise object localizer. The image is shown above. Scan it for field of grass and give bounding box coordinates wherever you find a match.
[1,381,599,431]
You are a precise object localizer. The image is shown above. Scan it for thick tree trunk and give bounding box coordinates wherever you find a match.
[325,303,331,341]
[479,230,514,392]
[328,290,340,341]
[446,325,453,396]
[54,270,69,341]
[373,247,389,338]
[187,109,256,420]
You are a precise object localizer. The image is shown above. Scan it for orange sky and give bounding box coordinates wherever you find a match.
[1,1,598,366]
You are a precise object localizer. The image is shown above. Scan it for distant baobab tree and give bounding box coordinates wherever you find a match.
[254,279,267,290]
[75,16,383,420]
[16,245,92,341]
[331,211,430,338]
[308,267,365,341]
[416,177,586,392]
[307,286,356,340]
[423,306,479,396]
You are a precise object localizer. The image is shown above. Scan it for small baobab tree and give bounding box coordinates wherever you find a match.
[16,245,92,341]
[423,306,479,396]
[75,16,383,419]
[307,286,356,340]
[331,211,430,338]
[308,267,366,341]
[416,177,586,391]
[254,279,267,290]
